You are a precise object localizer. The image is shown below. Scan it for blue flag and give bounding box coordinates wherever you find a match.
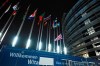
[52,18,60,28]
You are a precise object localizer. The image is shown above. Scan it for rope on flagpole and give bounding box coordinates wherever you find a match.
[0,15,16,44]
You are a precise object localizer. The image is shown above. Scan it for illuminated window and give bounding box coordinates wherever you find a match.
[95,42,100,47]
[81,42,85,45]
[91,36,100,48]
[76,44,81,47]
[76,42,85,47]
[96,45,100,47]
[96,51,100,56]
[82,12,87,17]
[84,19,91,25]
[91,37,98,41]
[87,27,95,35]
[83,53,89,58]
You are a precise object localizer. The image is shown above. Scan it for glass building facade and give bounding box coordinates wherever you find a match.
[62,0,100,59]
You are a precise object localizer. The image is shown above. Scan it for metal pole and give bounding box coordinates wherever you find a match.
[26,12,36,49]
[46,24,48,51]
[16,5,30,37]
[36,24,41,50]
[0,15,12,38]
[0,15,16,44]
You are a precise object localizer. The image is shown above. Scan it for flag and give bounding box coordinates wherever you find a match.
[53,18,57,28]
[0,0,9,9]
[44,15,51,22]
[52,22,60,28]
[4,4,11,13]
[54,34,62,41]
[44,21,47,26]
[12,11,16,15]
[2,0,9,6]
[52,18,60,28]
[55,18,57,22]
[28,9,37,20]
[57,22,60,27]
[43,15,51,26]
[38,12,45,25]
[12,3,19,10]
[52,21,57,28]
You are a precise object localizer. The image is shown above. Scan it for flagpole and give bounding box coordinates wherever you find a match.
[36,22,43,51]
[0,4,11,20]
[59,26,62,54]
[62,13,67,54]
[0,15,12,38]
[26,13,36,49]
[58,22,62,54]
[39,21,44,50]
[56,18,59,53]
[17,5,30,37]
[48,20,51,51]
[57,26,59,53]
[53,27,55,52]
[36,24,41,50]
[45,24,48,51]
[0,15,16,44]
[0,13,5,20]
[60,33,62,54]
[12,5,30,47]
[44,15,51,52]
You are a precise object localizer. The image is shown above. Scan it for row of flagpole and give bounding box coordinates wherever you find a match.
[0,1,67,54]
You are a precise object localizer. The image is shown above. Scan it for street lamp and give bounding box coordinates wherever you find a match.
[57,45,60,53]
[12,36,18,47]
[0,32,2,37]
[26,39,31,49]
[48,43,51,52]
[39,41,42,50]
[64,47,67,54]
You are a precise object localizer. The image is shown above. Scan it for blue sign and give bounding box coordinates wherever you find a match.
[0,46,100,66]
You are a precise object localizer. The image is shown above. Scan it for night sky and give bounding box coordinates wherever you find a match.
[0,0,78,50]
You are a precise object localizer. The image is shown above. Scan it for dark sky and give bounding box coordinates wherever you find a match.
[0,0,78,50]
